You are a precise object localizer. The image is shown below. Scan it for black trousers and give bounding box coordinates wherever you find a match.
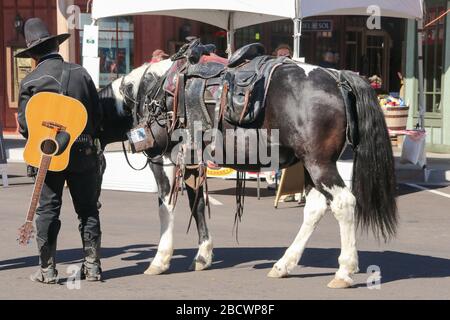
[35,165,101,269]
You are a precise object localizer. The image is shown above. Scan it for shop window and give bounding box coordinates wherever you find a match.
[235,25,262,50]
[421,2,447,114]
[77,14,134,88]
[5,46,35,108]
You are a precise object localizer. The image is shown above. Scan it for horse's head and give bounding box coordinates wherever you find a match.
[97,59,173,146]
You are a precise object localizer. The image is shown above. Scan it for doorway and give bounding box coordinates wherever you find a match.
[345,27,391,91]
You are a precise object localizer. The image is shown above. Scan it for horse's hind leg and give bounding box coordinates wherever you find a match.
[268,179,327,278]
[144,158,176,275]
[306,163,359,288]
[323,179,359,289]
[185,184,213,271]
[268,163,358,288]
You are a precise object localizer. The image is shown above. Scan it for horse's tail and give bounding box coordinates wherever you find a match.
[340,70,398,241]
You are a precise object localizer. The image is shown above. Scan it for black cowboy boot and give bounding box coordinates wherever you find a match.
[80,234,102,281]
[30,220,60,284]
[30,239,59,284]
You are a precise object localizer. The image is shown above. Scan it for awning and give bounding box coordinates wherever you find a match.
[92,0,424,28]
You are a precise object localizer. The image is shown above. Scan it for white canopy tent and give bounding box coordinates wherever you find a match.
[92,0,423,58]
[92,0,426,128]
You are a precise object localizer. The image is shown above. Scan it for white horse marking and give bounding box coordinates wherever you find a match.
[324,185,359,285]
[268,188,328,278]
[111,59,173,107]
[150,59,173,77]
[296,63,319,77]
[122,63,151,98]
[145,156,176,275]
[191,238,214,271]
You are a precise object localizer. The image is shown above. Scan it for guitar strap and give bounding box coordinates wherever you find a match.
[58,61,77,151]
[60,61,71,95]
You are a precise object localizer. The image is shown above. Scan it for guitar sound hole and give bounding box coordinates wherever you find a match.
[40,139,58,155]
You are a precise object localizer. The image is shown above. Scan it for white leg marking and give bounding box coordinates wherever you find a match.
[190,238,214,271]
[145,158,176,275]
[268,188,327,278]
[324,185,359,287]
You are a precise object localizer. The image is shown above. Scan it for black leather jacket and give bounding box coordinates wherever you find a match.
[18,53,103,172]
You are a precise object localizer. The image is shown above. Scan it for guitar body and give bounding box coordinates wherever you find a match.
[23,92,87,172]
[18,92,87,245]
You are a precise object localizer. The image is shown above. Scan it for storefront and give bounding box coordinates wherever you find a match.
[1,0,449,152]
[0,0,220,133]
[404,0,450,152]
[233,16,407,94]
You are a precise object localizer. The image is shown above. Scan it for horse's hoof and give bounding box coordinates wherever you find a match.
[189,256,212,271]
[144,265,168,275]
[189,261,210,271]
[267,266,288,278]
[327,278,353,289]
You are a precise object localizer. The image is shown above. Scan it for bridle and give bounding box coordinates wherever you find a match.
[118,64,174,168]
[117,41,200,169]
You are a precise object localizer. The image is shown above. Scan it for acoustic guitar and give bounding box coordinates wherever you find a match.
[18,92,87,245]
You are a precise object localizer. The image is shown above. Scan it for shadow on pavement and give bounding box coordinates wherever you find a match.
[1,245,450,285]
[0,244,157,273]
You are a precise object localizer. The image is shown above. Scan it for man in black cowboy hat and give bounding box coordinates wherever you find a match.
[17,17,103,283]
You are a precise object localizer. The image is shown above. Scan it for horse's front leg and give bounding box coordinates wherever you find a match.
[185,183,213,271]
[144,158,176,275]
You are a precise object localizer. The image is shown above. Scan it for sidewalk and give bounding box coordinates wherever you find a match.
[393,147,450,184]
[3,134,450,184]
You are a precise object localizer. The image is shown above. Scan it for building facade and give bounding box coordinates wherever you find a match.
[1,0,449,152]
[404,0,450,152]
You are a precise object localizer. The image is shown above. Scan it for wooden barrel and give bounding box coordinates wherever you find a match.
[382,106,409,131]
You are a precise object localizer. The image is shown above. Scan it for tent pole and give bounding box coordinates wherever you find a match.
[293,0,302,60]
[417,18,426,130]
[293,17,302,60]
[227,12,235,58]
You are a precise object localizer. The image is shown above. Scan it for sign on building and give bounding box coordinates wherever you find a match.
[82,24,100,88]
[302,20,333,32]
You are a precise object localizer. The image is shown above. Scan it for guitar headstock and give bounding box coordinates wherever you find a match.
[17,222,35,246]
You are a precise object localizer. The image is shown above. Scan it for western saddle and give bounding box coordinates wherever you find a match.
[160,41,293,139]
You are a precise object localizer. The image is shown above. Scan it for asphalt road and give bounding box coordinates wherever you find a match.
[1,162,450,300]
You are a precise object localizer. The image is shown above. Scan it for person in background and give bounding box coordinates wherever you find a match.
[148,49,169,64]
[319,51,337,69]
[274,44,293,58]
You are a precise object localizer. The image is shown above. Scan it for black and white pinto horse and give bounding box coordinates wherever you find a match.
[99,55,397,288]
[99,60,214,275]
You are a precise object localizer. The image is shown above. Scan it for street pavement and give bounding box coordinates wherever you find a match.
[1,162,450,300]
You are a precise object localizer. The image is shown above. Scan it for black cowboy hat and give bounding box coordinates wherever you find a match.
[15,17,70,58]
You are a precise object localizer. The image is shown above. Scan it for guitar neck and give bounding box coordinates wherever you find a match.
[25,155,52,223]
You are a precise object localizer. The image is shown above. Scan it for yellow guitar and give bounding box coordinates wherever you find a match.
[18,92,87,245]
